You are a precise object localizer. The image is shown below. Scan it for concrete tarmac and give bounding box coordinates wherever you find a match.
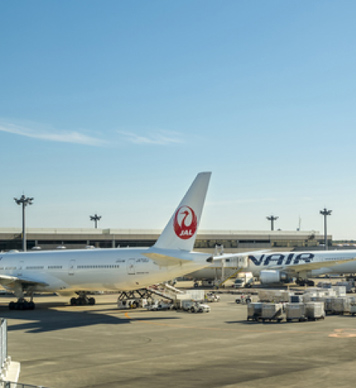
[1,292,356,388]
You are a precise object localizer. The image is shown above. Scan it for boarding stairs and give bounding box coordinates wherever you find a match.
[117,283,184,303]
[146,283,185,301]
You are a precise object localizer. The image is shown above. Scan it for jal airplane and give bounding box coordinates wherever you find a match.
[0,172,213,310]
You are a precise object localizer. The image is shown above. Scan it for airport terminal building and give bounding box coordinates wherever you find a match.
[0,228,330,252]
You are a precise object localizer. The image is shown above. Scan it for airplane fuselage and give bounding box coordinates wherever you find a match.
[0,248,208,294]
[247,250,356,276]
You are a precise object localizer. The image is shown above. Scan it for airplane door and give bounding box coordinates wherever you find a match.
[127,258,136,275]
[69,259,76,276]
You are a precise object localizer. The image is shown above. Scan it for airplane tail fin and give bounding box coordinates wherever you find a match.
[153,172,211,252]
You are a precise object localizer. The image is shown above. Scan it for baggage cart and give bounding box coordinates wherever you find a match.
[330,296,351,315]
[247,302,262,321]
[350,304,356,316]
[285,303,307,322]
[324,297,335,315]
[261,303,284,322]
[305,302,325,320]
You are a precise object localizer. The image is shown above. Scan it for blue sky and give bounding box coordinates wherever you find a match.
[1,1,356,240]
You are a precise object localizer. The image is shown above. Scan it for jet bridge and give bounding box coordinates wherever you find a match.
[193,251,249,288]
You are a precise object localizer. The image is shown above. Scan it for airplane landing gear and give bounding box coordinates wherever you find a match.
[9,299,35,310]
[70,292,95,306]
[296,278,315,287]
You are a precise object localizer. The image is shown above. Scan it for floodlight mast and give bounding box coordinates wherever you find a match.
[266,215,278,231]
[90,214,102,229]
[320,208,332,250]
[14,194,34,252]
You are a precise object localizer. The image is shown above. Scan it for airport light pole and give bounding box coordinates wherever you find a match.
[320,208,332,250]
[90,214,102,229]
[266,215,278,231]
[14,194,34,252]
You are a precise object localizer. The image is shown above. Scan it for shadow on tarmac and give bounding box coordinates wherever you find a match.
[0,303,181,334]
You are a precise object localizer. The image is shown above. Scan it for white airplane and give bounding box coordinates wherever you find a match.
[0,172,213,310]
[209,250,356,286]
[246,250,356,286]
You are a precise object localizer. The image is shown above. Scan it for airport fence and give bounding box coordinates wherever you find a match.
[0,319,7,373]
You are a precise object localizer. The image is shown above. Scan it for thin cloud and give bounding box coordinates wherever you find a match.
[118,130,184,145]
[0,122,107,147]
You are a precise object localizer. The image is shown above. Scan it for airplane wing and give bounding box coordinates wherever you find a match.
[0,274,48,289]
[271,257,356,274]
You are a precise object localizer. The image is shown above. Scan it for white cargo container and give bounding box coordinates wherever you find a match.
[331,296,351,314]
[258,290,290,303]
[261,303,284,322]
[305,302,325,320]
[286,303,306,322]
[324,297,335,314]
[247,302,262,321]
[332,285,347,297]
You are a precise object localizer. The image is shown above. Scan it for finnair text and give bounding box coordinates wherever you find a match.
[248,253,315,266]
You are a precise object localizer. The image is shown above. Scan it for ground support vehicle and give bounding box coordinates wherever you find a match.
[180,300,211,313]
[260,303,285,323]
[305,302,325,320]
[194,279,221,288]
[146,300,173,311]
[285,303,307,322]
[205,292,220,302]
[232,272,254,288]
[117,298,148,309]
[247,302,262,321]
[235,294,252,304]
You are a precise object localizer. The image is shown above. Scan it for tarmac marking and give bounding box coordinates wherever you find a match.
[329,329,356,338]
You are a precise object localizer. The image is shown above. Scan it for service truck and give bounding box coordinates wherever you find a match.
[232,272,254,288]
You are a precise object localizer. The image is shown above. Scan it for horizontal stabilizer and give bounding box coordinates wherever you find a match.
[144,248,212,267]
[143,252,191,267]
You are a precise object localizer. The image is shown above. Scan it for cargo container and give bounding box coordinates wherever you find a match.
[305,302,325,320]
[247,302,262,321]
[325,296,351,315]
[261,303,284,322]
[286,303,307,322]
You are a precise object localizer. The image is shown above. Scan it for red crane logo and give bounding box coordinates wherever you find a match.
[173,206,197,240]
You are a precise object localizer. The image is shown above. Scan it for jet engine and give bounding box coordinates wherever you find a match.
[259,270,293,285]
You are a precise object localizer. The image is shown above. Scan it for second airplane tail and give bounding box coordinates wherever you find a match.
[153,172,211,252]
